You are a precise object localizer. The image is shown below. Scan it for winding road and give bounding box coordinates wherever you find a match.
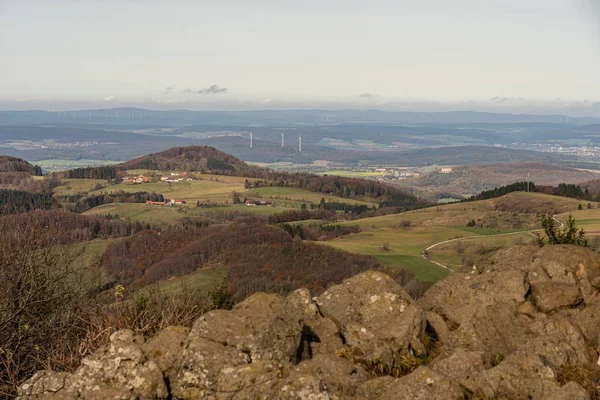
[421,215,564,272]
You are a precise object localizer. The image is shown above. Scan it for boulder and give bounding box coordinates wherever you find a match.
[18,330,168,400]
[419,269,528,326]
[171,335,250,399]
[545,381,590,400]
[475,318,590,400]
[215,360,281,399]
[291,353,370,398]
[430,348,485,392]
[445,302,531,364]
[143,326,189,385]
[316,271,425,365]
[531,281,583,313]
[376,366,466,400]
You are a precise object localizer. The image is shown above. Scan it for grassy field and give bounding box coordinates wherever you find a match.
[557,207,600,234]
[90,174,250,203]
[248,187,378,207]
[322,222,469,282]
[320,192,595,283]
[139,267,227,295]
[53,178,109,196]
[84,203,283,224]
[425,232,535,271]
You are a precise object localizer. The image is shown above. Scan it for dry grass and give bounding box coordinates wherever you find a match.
[556,362,600,399]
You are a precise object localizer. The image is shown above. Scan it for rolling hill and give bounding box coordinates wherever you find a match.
[117,145,251,174]
[0,155,42,175]
[399,162,598,200]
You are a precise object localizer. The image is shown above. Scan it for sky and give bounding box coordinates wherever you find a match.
[1,0,600,114]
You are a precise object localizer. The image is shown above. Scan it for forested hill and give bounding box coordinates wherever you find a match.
[0,156,42,175]
[117,146,249,174]
[116,145,428,209]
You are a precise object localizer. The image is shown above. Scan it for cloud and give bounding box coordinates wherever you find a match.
[260,98,273,104]
[357,93,378,99]
[489,96,524,103]
[103,96,115,101]
[163,86,175,94]
[181,85,228,95]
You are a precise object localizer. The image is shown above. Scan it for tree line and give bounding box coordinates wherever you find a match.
[64,166,118,179]
[0,189,57,215]
[280,222,361,241]
[466,181,593,202]
[63,191,165,213]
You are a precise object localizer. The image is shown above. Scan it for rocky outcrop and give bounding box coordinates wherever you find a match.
[18,245,600,399]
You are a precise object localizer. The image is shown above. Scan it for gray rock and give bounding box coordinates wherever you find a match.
[424,311,450,344]
[419,269,528,326]
[531,281,583,313]
[72,330,168,399]
[215,360,281,399]
[431,348,485,391]
[445,302,531,364]
[17,371,77,399]
[544,381,590,400]
[172,335,250,399]
[143,325,189,385]
[377,366,466,400]
[291,353,370,398]
[316,271,425,365]
[475,318,590,400]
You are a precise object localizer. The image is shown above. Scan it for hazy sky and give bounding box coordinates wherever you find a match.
[1,0,600,113]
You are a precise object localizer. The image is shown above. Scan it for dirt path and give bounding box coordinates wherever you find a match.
[421,215,563,272]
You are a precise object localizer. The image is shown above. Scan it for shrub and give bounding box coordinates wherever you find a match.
[399,220,412,228]
[539,214,588,247]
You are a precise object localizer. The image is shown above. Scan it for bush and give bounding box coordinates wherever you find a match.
[399,220,412,228]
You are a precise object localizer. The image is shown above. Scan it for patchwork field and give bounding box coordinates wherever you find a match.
[90,174,250,204]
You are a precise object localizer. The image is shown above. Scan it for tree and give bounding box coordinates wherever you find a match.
[210,278,234,310]
[0,212,91,395]
[539,214,588,247]
[466,219,476,227]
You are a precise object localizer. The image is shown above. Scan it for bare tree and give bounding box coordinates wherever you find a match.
[0,212,89,396]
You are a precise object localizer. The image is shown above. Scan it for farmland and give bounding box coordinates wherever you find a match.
[321,192,598,283]
[84,203,283,224]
